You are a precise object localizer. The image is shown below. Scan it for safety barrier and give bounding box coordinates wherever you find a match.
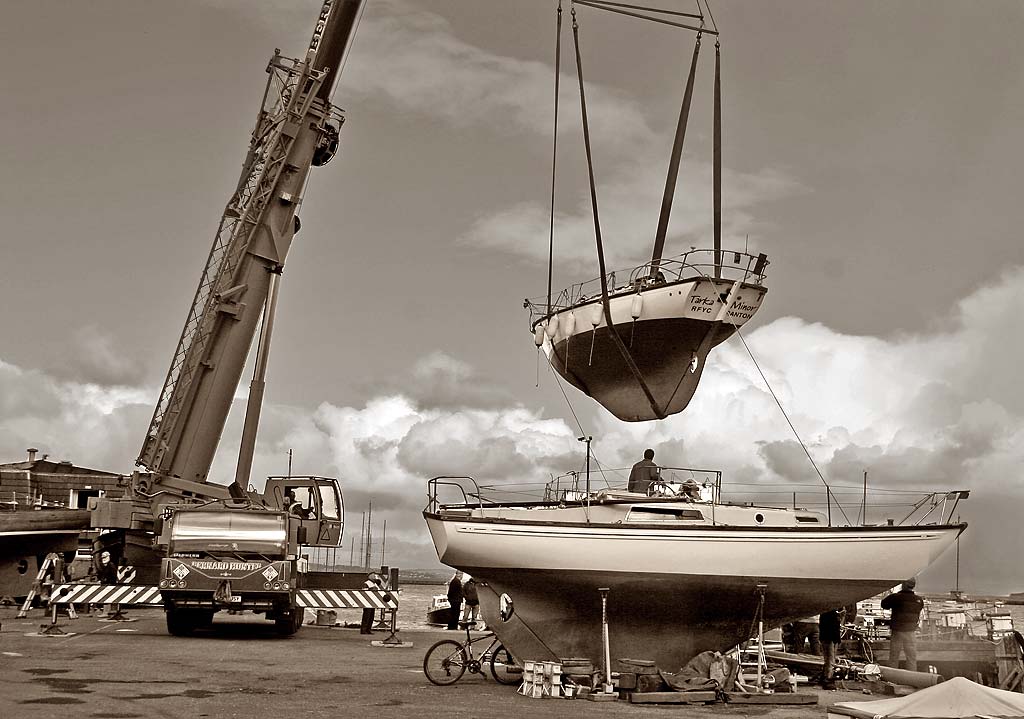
[295,589,398,610]
[48,584,397,610]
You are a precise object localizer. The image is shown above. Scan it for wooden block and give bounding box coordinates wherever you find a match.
[567,674,594,689]
[725,692,817,705]
[635,674,667,693]
[585,692,618,702]
[630,691,717,704]
[619,658,656,667]
[617,672,637,690]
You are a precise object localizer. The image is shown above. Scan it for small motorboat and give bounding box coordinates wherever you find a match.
[426,594,450,625]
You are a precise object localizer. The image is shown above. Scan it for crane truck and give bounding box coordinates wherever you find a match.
[64,0,393,636]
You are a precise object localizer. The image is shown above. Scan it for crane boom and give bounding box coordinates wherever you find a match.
[92,0,366,533]
[139,0,364,487]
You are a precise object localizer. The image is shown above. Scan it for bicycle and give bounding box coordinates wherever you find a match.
[422,621,521,686]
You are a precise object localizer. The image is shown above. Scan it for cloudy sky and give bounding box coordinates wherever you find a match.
[2,1,1022,593]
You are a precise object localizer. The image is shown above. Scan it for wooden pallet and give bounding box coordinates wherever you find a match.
[996,634,1024,692]
[630,691,717,704]
[725,692,818,704]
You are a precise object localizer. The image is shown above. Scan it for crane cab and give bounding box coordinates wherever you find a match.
[264,476,344,547]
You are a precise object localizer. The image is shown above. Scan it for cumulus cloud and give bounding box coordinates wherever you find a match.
[3,268,1022,587]
[0,359,150,471]
[575,266,1024,592]
[235,263,1022,589]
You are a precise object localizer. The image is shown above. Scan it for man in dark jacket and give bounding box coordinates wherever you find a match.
[360,573,384,634]
[880,578,925,671]
[628,449,660,494]
[462,575,480,625]
[446,572,464,630]
[819,608,843,689]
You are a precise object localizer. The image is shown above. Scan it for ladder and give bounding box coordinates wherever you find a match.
[16,553,77,619]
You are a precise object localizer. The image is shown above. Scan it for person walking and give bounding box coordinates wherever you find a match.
[628,449,660,494]
[819,607,843,689]
[461,575,480,626]
[785,616,821,654]
[446,572,464,630]
[881,578,925,671]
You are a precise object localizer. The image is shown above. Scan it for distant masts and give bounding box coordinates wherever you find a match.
[354,502,387,569]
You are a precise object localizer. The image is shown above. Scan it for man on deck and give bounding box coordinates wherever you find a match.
[628,449,660,495]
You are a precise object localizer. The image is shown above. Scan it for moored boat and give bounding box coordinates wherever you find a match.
[0,506,92,597]
[426,594,451,625]
[424,473,966,669]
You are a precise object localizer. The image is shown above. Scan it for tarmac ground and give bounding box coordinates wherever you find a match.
[1,604,883,718]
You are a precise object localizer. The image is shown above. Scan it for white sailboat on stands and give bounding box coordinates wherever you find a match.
[429,0,968,673]
[425,471,968,671]
[524,0,767,422]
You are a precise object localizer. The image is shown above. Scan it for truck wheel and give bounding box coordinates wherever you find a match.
[166,607,196,636]
[275,607,304,636]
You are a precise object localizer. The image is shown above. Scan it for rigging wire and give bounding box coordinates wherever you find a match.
[701,0,720,35]
[732,325,852,526]
[546,354,588,438]
[542,349,619,488]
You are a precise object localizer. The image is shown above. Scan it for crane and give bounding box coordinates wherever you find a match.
[79,0,382,634]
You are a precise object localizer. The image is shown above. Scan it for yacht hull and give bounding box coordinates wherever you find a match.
[424,513,963,669]
[541,278,766,421]
[0,509,90,598]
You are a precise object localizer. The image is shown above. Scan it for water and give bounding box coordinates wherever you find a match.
[395,583,450,631]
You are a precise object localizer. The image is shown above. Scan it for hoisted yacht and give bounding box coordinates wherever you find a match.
[526,0,766,421]
[527,248,768,422]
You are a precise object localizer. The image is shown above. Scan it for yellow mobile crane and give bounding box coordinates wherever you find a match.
[77,0,393,636]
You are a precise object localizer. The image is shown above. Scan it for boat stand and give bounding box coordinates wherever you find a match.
[595,587,616,697]
[103,605,132,622]
[370,609,412,648]
[38,598,77,636]
[736,584,772,693]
